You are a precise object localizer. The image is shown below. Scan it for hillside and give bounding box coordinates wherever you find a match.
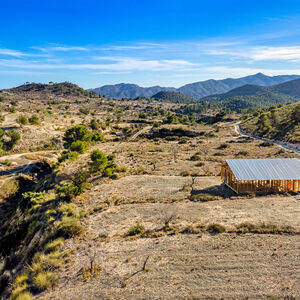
[204,78,300,101]
[89,73,300,99]
[241,101,300,143]
[151,91,196,104]
[3,82,98,98]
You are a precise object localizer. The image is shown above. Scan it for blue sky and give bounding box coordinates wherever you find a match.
[1,0,300,88]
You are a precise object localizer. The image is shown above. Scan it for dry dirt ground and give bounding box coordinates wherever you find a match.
[38,234,300,300]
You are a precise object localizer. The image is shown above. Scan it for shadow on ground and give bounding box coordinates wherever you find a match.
[192,183,236,199]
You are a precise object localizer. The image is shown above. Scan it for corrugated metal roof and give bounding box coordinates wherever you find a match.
[226,158,300,181]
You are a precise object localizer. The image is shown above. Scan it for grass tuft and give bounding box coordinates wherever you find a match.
[32,271,58,291]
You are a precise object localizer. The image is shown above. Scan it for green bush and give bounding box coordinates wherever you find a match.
[127,223,145,236]
[29,114,40,125]
[91,132,104,143]
[90,150,108,174]
[17,115,28,125]
[58,151,79,163]
[56,216,83,237]
[63,125,90,148]
[70,140,89,154]
[6,130,20,149]
[103,167,113,177]
[57,170,91,199]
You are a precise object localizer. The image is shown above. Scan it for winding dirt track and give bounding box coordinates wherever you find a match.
[234,122,300,155]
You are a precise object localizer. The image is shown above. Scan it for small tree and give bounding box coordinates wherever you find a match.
[63,125,90,148]
[57,170,91,200]
[90,150,108,174]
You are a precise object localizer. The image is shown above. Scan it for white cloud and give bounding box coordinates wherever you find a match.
[251,46,300,61]
[100,42,166,51]
[0,48,28,57]
[0,57,195,72]
[33,45,89,52]
[206,45,300,62]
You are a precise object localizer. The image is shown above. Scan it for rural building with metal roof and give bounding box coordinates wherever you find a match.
[221,158,300,194]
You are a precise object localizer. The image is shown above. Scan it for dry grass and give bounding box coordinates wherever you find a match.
[32,271,58,291]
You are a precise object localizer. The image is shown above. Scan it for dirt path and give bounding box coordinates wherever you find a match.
[129,126,152,141]
[234,122,300,155]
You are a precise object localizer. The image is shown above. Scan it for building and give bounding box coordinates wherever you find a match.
[221,158,300,194]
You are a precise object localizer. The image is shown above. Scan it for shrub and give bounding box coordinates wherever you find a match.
[6,130,20,149]
[259,142,273,147]
[103,167,113,177]
[17,115,28,125]
[57,171,91,199]
[236,223,255,233]
[63,125,90,148]
[90,150,108,174]
[10,283,28,299]
[206,223,226,233]
[236,151,248,156]
[180,171,190,177]
[14,273,29,286]
[57,203,81,218]
[90,119,99,130]
[190,154,201,161]
[32,271,57,291]
[179,136,189,144]
[56,216,83,237]
[58,151,79,163]
[91,132,104,143]
[195,161,205,167]
[29,114,40,125]
[218,143,229,149]
[79,108,89,115]
[70,140,89,154]
[14,292,33,300]
[45,238,64,252]
[127,223,145,236]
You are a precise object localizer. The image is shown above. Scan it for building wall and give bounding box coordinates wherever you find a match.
[221,163,299,193]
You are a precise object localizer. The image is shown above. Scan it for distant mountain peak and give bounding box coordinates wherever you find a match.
[89,73,300,99]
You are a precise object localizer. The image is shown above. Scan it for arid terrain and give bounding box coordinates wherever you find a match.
[0,86,299,299]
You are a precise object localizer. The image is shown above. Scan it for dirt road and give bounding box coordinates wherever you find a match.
[234,123,300,155]
[129,126,152,141]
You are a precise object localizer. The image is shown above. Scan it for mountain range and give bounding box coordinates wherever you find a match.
[204,77,300,101]
[89,73,300,99]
